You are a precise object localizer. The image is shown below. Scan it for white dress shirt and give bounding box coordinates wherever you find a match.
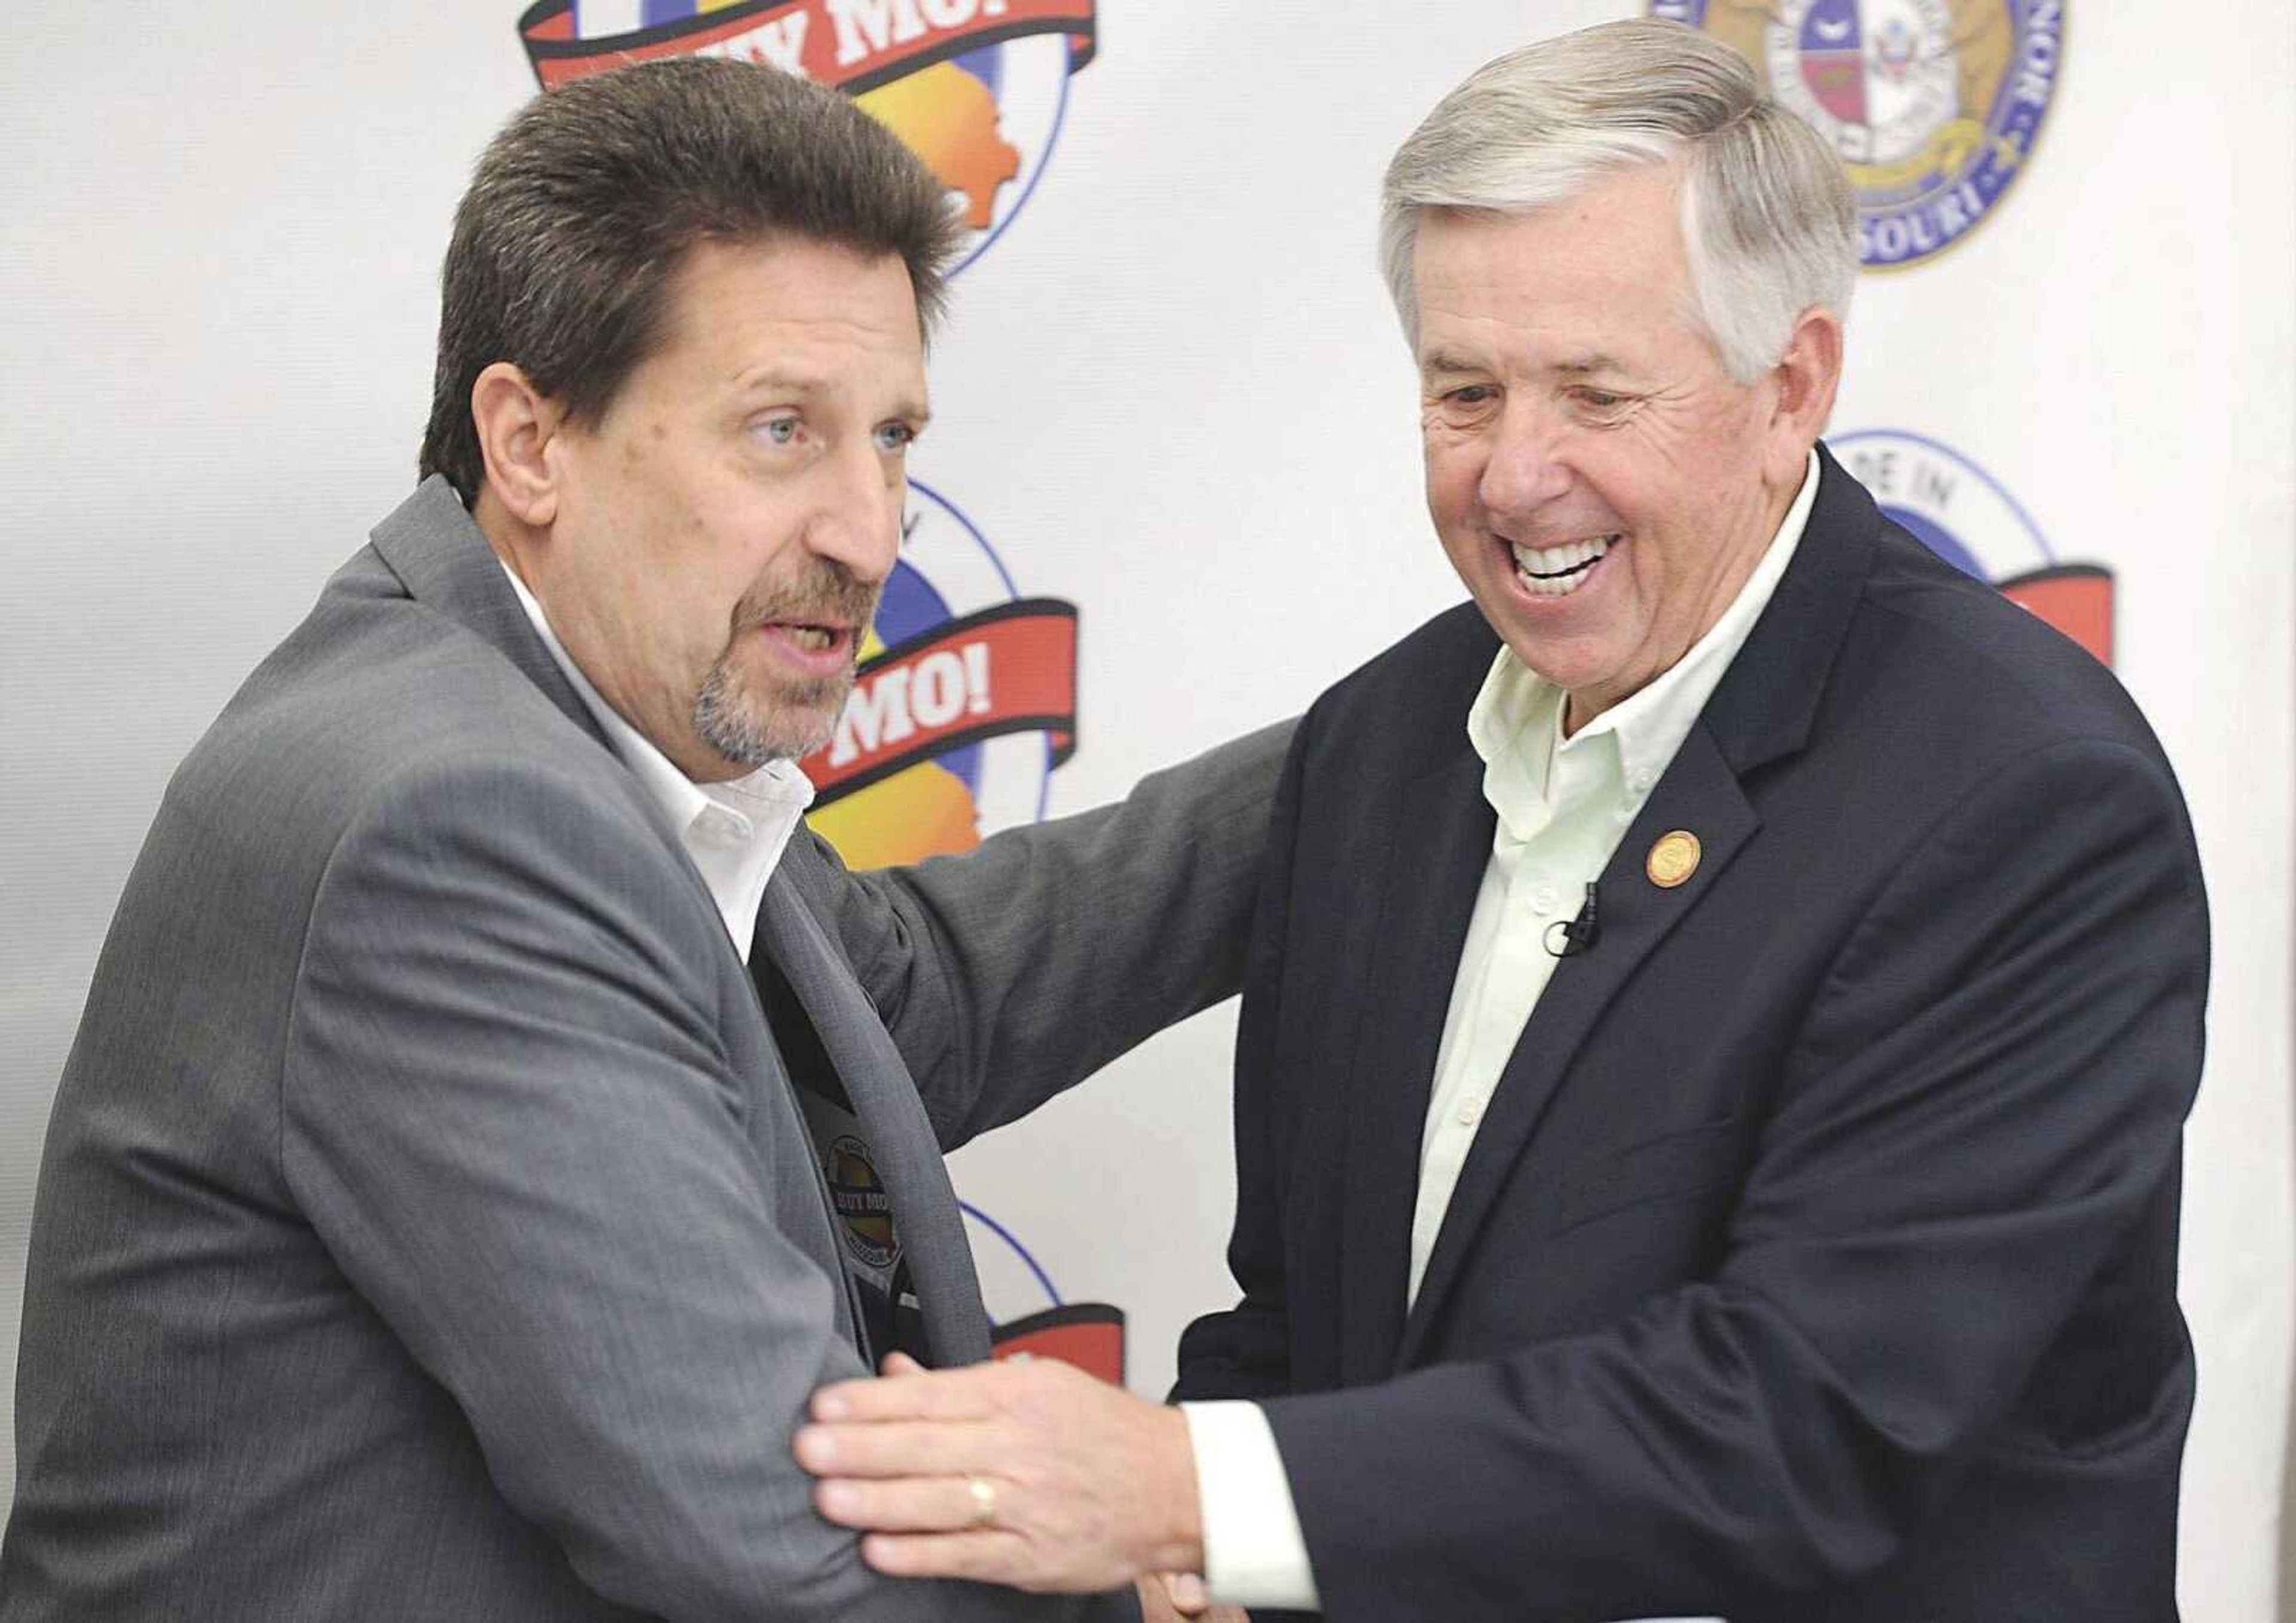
[499,562,815,959]
[1183,453,1819,1613]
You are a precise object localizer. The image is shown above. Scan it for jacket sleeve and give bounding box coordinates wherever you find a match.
[1168,717,1312,1405]
[787,719,1292,1151]
[1260,737,2208,1621]
[280,751,1106,1623]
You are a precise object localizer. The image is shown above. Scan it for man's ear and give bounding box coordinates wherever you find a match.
[472,362,564,527]
[1765,306,1845,485]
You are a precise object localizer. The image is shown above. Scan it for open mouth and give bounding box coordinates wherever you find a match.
[1509,534,1616,599]
[758,621,857,672]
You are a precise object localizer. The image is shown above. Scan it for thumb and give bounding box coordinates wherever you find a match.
[880,1352,930,1377]
[1163,1572,1212,1616]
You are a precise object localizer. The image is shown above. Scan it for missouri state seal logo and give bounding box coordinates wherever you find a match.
[1650,1,2065,269]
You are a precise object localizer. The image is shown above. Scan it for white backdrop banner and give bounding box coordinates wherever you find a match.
[1,1,2289,1614]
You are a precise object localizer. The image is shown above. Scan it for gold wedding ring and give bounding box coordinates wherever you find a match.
[965,1475,998,1527]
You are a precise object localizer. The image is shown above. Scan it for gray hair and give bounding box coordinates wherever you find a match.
[1380,19,1857,383]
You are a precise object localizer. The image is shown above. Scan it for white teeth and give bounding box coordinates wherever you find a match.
[1510,535,1616,597]
[789,626,834,651]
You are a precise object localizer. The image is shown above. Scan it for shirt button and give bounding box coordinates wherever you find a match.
[1457,1095,1485,1127]
[1631,771,1656,795]
[1531,883,1558,915]
[696,807,745,844]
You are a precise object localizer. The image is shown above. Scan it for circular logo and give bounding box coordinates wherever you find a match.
[854,35,1076,277]
[962,1200,1128,1383]
[823,1134,899,1270]
[1653,1,2065,269]
[800,480,1078,870]
[520,0,1099,277]
[1833,429,2112,664]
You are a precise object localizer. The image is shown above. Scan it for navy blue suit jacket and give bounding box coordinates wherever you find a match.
[1174,447,2206,1621]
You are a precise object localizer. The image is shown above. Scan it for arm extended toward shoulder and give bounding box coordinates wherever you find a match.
[790,719,1293,1149]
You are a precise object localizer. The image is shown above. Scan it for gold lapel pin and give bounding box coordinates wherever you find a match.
[1646,830,1701,889]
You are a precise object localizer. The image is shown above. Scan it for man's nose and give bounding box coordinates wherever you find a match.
[1478,407,1574,518]
[802,442,903,587]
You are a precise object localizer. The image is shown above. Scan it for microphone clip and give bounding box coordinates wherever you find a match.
[1543,882,1601,959]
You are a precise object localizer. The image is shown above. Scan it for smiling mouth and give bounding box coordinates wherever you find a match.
[1509,535,1617,599]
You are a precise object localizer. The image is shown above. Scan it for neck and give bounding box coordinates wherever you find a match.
[474,486,546,596]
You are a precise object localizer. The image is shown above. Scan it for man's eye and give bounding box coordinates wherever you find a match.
[758,416,801,446]
[874,422,918,454]
[1446,385,1495,407]
[1577,391,1628,412]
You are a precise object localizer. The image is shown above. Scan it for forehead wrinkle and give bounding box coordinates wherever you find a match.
[1554,353,1628,377]
[728,365,823,395]
[1419,347,1486,378]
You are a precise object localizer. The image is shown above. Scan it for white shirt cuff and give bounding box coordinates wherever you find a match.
[1178,1400,1321,1611]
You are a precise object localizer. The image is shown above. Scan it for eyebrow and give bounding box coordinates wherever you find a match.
[728,370,931,423]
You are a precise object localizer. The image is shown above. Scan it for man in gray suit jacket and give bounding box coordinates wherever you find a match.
[1,60,1273,1622]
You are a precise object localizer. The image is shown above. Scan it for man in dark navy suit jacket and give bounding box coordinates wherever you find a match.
[792,22,2207,1622]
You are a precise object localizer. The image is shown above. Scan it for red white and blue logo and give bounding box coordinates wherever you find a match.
[965,1201,1125,1381]
[1651,1,2065,269]
[1835,429,2112,664]
[519,0,1094,276]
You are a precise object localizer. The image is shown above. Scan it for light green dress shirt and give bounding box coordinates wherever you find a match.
[1187,450,1821,1616]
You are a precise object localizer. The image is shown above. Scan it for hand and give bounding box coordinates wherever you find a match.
[796,1352,1204,1592]
[1137,1571,1247,1622]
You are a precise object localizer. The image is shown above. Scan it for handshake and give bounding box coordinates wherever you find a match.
[797,1352,1248,1622]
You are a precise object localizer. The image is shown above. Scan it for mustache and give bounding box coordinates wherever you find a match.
[733,562,882,637]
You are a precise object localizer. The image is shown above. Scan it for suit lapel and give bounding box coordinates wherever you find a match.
[1393,447,1885,1364]
[1336,746,1494,1385]
[1398,723,1760,1365]
[754,877,993,1367]
[369,480,923,1363]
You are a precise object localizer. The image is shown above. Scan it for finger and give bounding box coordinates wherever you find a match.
[859,1529,1038,1586]
[810,1365,1001,1423]
[1135,1575,1186,1622]
[1163,1572,1211,1615]
[794,1418,994,1478]
[881,1351,929,1377]
[814,1473,1000,1534]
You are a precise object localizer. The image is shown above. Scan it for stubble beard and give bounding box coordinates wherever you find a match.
[690,562,883,768]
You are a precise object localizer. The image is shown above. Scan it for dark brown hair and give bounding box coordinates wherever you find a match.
[419,57,961,504]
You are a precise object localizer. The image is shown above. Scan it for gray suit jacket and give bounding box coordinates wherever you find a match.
[1,480,1283,1621]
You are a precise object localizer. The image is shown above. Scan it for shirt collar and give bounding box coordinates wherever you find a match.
[1467,447,1821,835]
[494,558,815,863]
